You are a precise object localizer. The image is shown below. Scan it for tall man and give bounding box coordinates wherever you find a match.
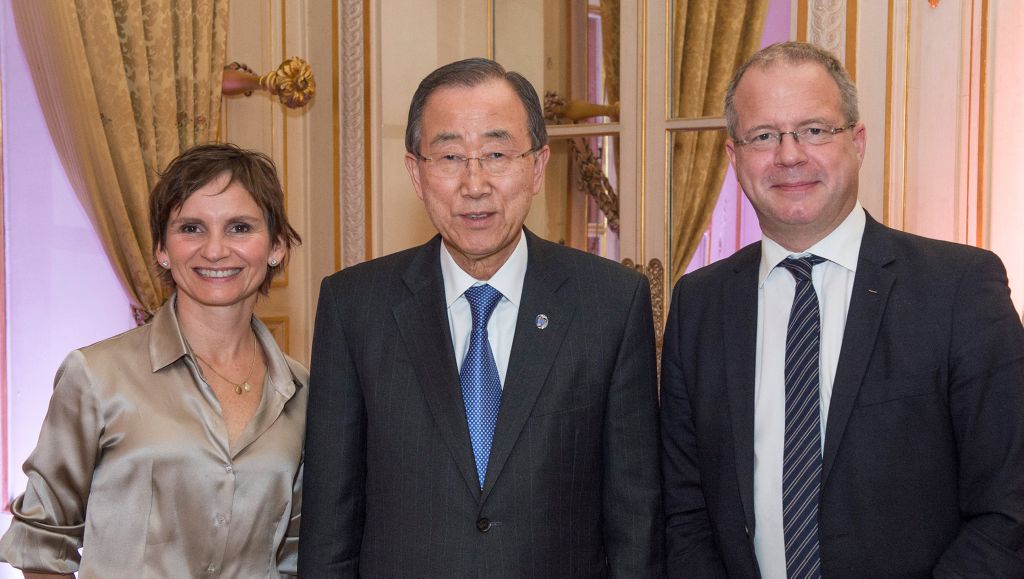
[661,41,1024,577]
[300,58,663,578]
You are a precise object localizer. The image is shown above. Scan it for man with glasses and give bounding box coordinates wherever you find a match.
[661,41,1024,577]
[300,58,663,578]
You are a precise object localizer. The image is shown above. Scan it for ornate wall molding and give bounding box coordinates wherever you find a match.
[808,0,846,60]
[340,0,367,267]
[260,315,292,357]
[622,257,665,379]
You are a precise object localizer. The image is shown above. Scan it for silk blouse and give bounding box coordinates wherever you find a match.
[0,295,308,578]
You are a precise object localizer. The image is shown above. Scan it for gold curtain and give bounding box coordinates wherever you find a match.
[670,0,767,283]
[12,0,229,318]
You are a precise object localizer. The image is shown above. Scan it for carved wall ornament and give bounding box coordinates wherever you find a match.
[808,0,845,60]
[544,91,620,230]
[621,257,665,377]
[223,57,317,109]
[340,0,367,267]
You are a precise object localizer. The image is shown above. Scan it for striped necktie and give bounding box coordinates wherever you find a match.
[779,255,826,578]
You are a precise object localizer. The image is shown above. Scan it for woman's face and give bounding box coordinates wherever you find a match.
[155,171,284,313]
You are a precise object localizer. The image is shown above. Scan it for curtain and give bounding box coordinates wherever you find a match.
[669,0,767,283]
[12,0,229,319]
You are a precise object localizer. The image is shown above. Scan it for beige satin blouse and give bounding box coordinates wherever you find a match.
[0,295,308,578]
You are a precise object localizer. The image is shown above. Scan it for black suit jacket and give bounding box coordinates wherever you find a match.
[300,231,663,578]
[661,213,1024,577]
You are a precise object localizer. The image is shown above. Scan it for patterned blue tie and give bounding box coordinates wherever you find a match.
[780,255,826,579]
[461,284,504,489]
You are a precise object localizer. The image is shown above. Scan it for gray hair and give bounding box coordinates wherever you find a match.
[724,41,860,139]
[405,58,548,156]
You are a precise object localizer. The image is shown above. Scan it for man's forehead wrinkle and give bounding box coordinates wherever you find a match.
[427,128,517,147]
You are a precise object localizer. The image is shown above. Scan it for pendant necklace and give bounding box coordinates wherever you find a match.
[192,334,258,395]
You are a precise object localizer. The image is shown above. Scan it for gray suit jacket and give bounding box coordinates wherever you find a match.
[661,213,1024,577]
[300,231,663,578]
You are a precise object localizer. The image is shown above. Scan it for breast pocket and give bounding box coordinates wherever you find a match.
[857,367,942,407]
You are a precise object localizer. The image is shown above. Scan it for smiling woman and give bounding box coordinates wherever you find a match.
[0,143,308,578]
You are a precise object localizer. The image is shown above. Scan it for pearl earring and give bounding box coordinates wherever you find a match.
[269,258,279,267]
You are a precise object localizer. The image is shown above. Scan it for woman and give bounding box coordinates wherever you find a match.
[0,143,305,578]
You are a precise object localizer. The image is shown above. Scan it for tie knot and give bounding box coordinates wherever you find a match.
[780,255,826,282]
[464,284,503,328]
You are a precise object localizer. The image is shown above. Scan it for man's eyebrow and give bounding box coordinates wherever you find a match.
[482,129,514,142]
[743,118,836,133]
[428,129,516,147]
[429,132,462,147]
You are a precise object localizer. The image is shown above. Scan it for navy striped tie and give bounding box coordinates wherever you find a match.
[461,284,504,489]
[780,255,826,578]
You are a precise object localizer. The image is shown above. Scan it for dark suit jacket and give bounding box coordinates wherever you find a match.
[300,231,663,578]
[661,213,1024,577]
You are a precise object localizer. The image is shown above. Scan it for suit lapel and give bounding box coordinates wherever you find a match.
[822,216,896,485]
[392,237,481,499]
[481,232,574,501]
[724,245,761,534]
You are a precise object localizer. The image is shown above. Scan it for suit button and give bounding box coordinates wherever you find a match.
[476,517,491,533]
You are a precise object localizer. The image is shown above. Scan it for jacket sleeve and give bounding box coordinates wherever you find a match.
[933,250,1024,577]
[0,350,102,574]
[603,274,665,578]
[660,279,729,577]
[297,278,367,577]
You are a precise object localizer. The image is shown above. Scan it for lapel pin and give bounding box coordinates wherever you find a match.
[535,314,549,329]
[868,289,878,294]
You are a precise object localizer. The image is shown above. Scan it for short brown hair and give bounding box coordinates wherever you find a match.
[405,58,548,156]
[724,41,860,140]
[149,142,302,295]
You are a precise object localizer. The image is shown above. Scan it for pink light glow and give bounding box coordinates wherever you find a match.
[1,0,132,566]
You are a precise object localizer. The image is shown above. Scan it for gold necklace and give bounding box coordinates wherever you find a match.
[191,334,259,395]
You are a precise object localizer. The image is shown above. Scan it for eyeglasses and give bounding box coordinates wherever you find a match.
[416,148,537,178]
[734,123,857,152]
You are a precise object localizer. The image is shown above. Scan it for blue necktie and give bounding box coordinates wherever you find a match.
[461,284,503,489]
[780,255,826,579]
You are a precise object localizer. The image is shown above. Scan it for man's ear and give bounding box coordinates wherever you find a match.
[530,145,551,194]
[405,153,426,201]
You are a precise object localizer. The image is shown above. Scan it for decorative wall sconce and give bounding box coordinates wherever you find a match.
[222,57,316,109]
[544,91,621,230]
[545,95,620,122]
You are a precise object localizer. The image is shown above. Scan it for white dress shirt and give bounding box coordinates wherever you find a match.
[752,205,866,578]
[441,231,528,387]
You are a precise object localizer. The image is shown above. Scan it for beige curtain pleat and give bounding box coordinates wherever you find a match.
[669,0,767,283]
[12,0,229,318]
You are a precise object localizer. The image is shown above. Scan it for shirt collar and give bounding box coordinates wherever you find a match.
[758,202,866,287]
[148,293,298,398]
[440,229,528,307]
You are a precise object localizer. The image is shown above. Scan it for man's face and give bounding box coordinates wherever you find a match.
[404,79,549,278]
[725,61,866,251]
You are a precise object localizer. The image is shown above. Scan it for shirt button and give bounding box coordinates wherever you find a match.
[207,564,217,573]
[214,513,228,526]
[476,517,491,533]
[225,465,233,473]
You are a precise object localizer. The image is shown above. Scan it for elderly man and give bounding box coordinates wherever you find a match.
[300,58,663,578]
[661,42,1024,577]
